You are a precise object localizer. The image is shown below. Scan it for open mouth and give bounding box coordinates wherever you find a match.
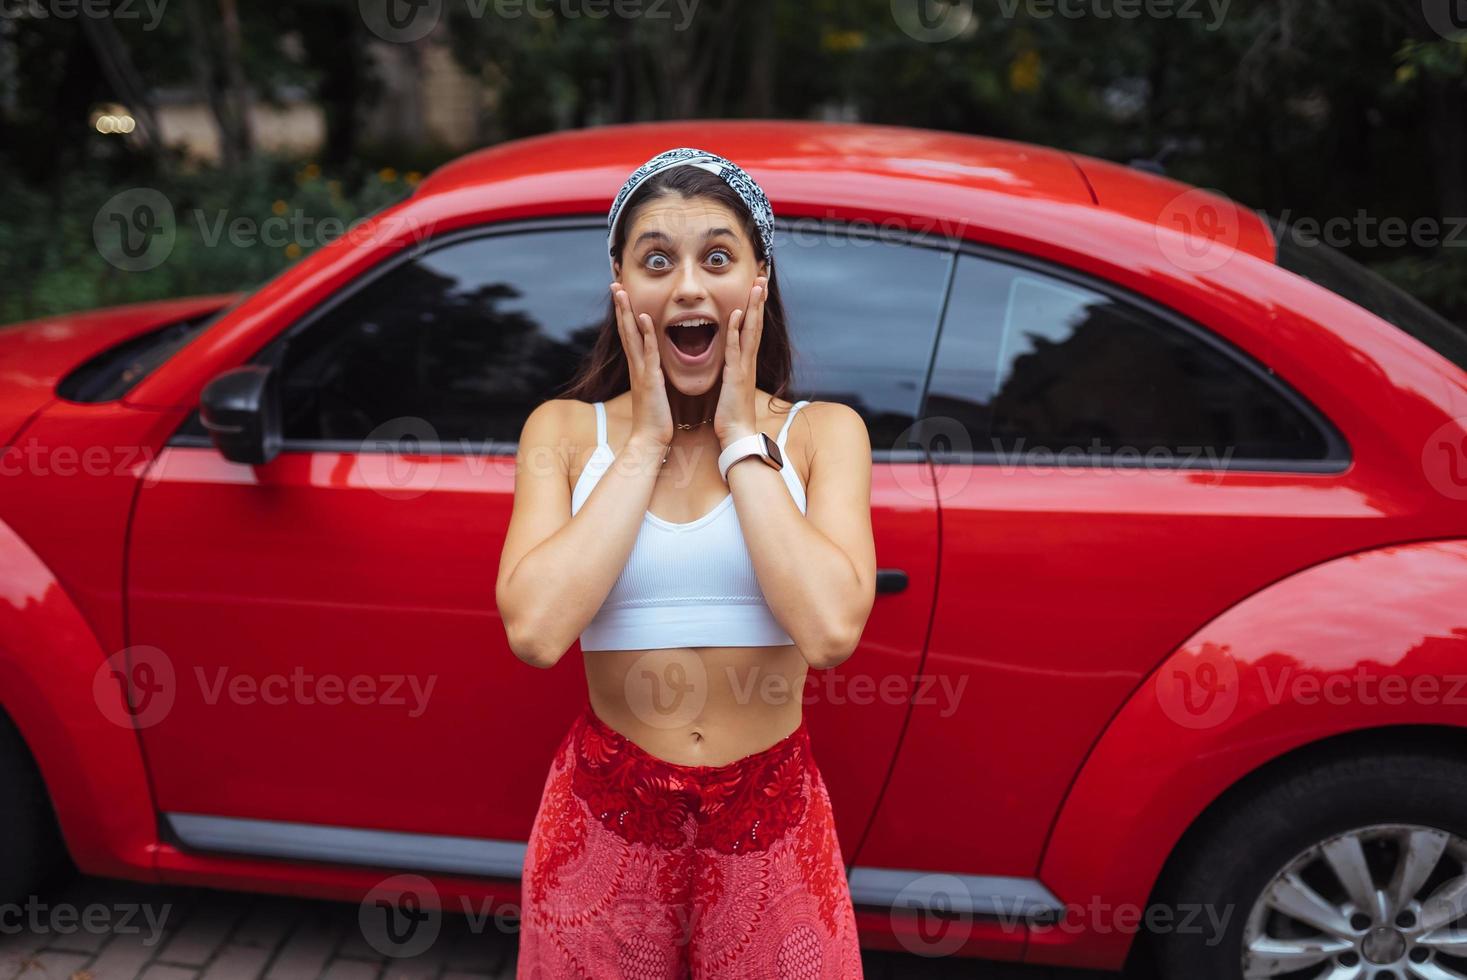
[665,318,718,359]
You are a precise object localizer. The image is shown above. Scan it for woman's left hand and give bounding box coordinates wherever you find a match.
[714,274,768,448]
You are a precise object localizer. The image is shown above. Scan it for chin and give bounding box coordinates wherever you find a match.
[666,372,719,396]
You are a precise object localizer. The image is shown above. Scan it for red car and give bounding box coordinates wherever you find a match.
[4,120,1467,979]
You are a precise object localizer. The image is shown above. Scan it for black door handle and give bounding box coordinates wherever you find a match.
[875,568,907,594]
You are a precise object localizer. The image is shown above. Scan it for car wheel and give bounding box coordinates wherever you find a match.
[0,713,68,906]
[1151,748,1467,980]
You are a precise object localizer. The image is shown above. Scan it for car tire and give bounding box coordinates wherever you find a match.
[0,712,69,907]
[1150,746,1467,980]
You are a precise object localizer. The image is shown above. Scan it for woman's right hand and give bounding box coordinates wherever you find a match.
[611,282,674,451]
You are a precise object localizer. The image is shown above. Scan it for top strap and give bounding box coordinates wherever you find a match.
[776,400,810,451]
[593,401,608,450]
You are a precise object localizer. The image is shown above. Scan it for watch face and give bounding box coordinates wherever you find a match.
[760,431,784,469]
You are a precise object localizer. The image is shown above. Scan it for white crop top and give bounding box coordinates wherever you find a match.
[570,399,812,651]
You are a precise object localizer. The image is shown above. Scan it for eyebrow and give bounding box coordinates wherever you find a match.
[632,227,738,250]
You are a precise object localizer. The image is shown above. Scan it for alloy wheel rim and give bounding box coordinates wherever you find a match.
[1242,823,1467,979]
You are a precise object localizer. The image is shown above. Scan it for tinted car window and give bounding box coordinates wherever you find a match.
[772,226,951,452]
[922,253,1335,464]
[275,228,607,447]
[192,222,950,454]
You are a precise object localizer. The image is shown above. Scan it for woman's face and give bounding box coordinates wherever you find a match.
[613,194,768,393]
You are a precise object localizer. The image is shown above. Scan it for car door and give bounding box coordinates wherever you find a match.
[765,223,947,852]
[128,220,612,877]
[126,217,946,875]
[852,248,1352,905]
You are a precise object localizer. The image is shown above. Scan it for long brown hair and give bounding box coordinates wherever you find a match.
[556,165,795,412]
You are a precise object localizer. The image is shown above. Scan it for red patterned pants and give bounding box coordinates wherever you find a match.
[516,701,864,979]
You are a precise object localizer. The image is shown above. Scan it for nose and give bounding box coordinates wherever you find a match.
[672,257,708,305]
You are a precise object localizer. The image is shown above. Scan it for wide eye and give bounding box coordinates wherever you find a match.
[708,249,731,268]
[645,252,670,271]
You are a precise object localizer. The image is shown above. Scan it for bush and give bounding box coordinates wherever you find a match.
[1373,249,1467,327]
[1,154,417,325]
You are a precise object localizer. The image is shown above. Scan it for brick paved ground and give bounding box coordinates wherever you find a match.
[0,873,1133,980]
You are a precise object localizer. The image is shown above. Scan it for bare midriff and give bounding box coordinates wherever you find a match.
[571,392,812,768]
[582,645,810,766]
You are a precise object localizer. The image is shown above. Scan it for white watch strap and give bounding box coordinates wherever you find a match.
[718,434,768,481]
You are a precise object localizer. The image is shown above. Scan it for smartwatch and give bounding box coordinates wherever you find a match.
[718,432,784,482]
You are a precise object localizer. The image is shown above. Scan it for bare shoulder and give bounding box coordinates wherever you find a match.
[519,398,600,473]
[763,396,869,493]
[520,397,573,433]
[799,400,871,462]
[519,397,569,453]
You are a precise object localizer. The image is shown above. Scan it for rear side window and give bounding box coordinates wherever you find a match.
[770,225,951,453]
[1270,215,1467,376]
[922,252,1342,467]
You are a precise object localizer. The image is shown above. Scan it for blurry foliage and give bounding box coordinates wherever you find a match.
[0,154,415,324]
[1375,249,1467,319]
[1396,36,1467,82]
[2,0,1465,323]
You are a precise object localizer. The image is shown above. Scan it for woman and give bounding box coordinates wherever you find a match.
[496,147,876,979]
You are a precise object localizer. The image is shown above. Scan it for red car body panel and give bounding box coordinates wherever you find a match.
[121,450,936,848]
[1069,152,1277,264]
[1035,538,1467,968]
[0,515,159,880]
[0,295,237,445]
[0,120,1463,970]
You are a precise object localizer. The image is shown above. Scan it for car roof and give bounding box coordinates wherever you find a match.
[413,119,1276,263]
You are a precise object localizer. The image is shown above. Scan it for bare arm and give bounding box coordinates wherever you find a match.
[727,401,877,669]
[494,399,667,668]
[497,282,675,669]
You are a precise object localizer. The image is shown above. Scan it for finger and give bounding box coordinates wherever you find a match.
[754,276,768,339]
[726,308,743,368]
[745,281,765,373]
[614,286,643,377]
[610,284,629,352]
[737,281,758,375]
[639,313,659,374]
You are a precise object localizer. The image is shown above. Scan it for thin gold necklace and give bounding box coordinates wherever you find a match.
[663,415,714,464]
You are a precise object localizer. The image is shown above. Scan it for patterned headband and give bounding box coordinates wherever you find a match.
[606,147,775,272]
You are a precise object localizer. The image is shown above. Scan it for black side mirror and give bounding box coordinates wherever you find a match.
[199,365,282,465]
